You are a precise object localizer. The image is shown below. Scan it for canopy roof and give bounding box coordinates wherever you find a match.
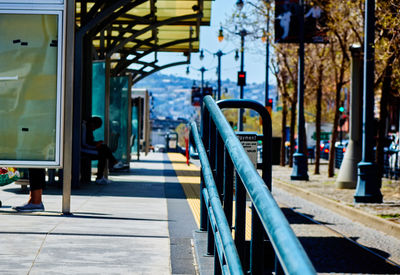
[76,0,212,81]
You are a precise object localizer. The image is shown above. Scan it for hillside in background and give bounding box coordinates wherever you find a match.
[134,72,277,120]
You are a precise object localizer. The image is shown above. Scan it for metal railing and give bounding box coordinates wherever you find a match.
[192,96,315,274]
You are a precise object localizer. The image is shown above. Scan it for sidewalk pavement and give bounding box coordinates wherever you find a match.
[272,163,400,239]
[0,153,173,274]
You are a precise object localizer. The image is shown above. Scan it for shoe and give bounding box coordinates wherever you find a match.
[13,202,45,212]
[95,177,111,185]
[112,161,124,170]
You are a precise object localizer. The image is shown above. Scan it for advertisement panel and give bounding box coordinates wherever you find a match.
[0,11,64,167]
[275,0,328,43]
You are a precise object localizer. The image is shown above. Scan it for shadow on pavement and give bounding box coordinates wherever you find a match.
[282,206,400,273]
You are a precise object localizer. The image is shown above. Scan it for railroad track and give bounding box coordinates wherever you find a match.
[274,188,400,274]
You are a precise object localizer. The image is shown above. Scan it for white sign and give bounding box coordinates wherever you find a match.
[236,132,258,168]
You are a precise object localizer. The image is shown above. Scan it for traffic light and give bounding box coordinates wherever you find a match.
[267,98,273,107]
[191,86,201,106]
[266,98,273,114]
[203,86,213,97]
[339,114,347,127]
[237,71,246,86]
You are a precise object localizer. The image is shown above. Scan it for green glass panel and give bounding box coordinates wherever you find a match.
[131,105,138,154]
[91,61,105,167]
[0,14,58,161]
[92,62,105,141]
[110,76,129,163]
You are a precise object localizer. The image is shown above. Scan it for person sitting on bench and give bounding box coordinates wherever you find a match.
[82,116,124,184]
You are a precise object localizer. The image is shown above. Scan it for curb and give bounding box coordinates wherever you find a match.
[192,230,213,275]
[273,178,400,240]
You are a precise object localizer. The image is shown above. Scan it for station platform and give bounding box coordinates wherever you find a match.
[0,152,400,274]
[0,153,198,274]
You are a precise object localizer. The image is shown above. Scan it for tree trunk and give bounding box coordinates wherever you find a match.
[376,54,395,177]
[328,85,342,177]
[281,97,288,166]
[315,68,323,174]
[289,99,297,167]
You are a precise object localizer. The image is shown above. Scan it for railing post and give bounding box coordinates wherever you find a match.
[250,207,265,274]
[223,149,234,228]
[207,120,217,256]
[214,244,222,275]
[200,108,210,231]
[235,175,247,265]
[216,133,224,198]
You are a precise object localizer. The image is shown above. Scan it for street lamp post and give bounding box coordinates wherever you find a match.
[217,25,246,131]
[354,0,382,203]
[238,29,246,131]
[291,0,309,180]
[200,66,206,105]
[216,50,223,100]
[262,2,271,106]
[264,29,270,106]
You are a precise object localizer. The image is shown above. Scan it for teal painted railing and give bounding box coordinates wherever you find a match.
[191,122,244,275]
[191,96,316,275]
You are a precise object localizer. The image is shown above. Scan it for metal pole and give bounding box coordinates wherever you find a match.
[200,67,206,107]
[265,12,270,106]
[239,30,245,131]
[354,0,382,203]
[62,0,75,215]
[291,0,309,180]
[216,51,222,100]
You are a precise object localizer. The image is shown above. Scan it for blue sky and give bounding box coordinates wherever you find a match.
[158,0,275,85]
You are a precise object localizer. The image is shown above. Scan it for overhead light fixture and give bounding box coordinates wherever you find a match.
[236,0,244,10]
[261,29,267,43]
[234,50,239,61]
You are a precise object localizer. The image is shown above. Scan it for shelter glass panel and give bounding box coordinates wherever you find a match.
[91,61,106,168]
[110,76,129,163]
[92,61,106,142]
[131,104,138,155]
[0,12,62,166]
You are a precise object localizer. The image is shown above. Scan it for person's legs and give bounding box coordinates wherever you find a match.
[13,168,45,212]
[95,144,121,184]
[97,144,118,169]
[97,153,106,179]
[28,168,46,203]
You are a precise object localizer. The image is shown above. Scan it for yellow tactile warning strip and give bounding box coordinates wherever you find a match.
[167,153,202,227]
[167,153,252,240]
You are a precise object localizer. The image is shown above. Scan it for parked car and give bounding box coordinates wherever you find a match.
[154,144,166,152]
[320,140,330,160]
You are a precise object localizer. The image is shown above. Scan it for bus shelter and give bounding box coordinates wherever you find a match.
[0,0,212,214]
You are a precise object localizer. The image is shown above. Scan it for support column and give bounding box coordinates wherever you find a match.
[336,45,363,189]
[62,0,76,215]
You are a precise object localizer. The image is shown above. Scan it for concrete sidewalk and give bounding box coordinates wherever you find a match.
[0,153,194,275]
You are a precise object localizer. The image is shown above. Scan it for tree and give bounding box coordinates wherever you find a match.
[304,44,329,174]
[374,0,400,177]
